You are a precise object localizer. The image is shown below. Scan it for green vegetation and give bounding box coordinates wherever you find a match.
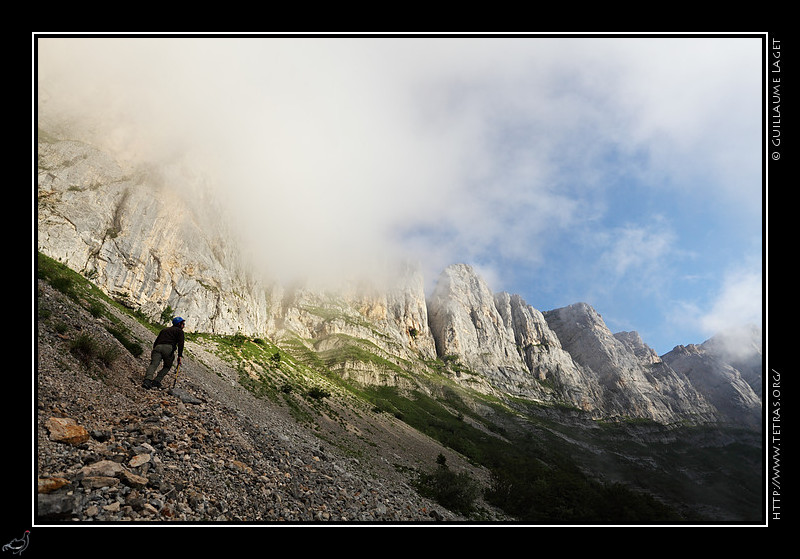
[106,324,144,358]
[355,383,686,522]
[415,454,481,516]
[191,329,343,427]
[483,449,682,523]
[69,332,120,369]
[362,385,491,461]
[160,305,176,326]
[37,252,145,360]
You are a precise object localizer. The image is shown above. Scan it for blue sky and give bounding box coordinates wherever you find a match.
[37,35,764,355]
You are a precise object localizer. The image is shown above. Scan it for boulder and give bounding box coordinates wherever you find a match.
[45,417,89,445]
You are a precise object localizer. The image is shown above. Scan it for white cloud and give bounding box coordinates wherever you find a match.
[700,266,763,336]
[607,39,762,209]
[601,221,677,281]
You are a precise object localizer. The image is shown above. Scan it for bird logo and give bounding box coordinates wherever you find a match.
[2,531,29,555]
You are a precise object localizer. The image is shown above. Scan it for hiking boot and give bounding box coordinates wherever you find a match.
[142,379,154,389]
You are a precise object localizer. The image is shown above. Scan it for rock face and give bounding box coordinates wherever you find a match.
[662,327,762,429]
[272,263,437,362]
[37,135,270,336]
[428,264,527,374]
[36,125,762,429]
[426,265,601,411]
[543,304,719,425]
[425,266,729,425]
[260,266,439,387]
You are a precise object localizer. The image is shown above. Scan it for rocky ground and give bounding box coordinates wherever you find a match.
[34,278,502,528]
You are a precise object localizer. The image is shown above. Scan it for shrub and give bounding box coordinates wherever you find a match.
[230,332,248,347]
[106,325,144,357]
[69,333,120,368]
[160,306,175,325]
[89,300,105,318]
[307,386,331,400]
[415,454,480,515]
[97,344,121,367]
[69,333,98,366]
[49,275,76,298]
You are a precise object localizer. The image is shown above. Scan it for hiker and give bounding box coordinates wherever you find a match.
[143,317,185,389]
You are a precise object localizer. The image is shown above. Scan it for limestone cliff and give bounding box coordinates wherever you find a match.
[662,327,762,429]
[544,303,719,424]
[427,264,527,375]
[37,133,271,336]
[425,265,725,425]
[426,265,602,411]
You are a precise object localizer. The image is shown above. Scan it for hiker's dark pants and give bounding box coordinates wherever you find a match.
[145,344,175,384]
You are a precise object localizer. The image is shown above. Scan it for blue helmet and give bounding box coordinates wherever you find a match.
[172,317,185,326]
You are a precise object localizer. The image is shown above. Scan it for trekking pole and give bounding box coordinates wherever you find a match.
[171,359,182,389]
